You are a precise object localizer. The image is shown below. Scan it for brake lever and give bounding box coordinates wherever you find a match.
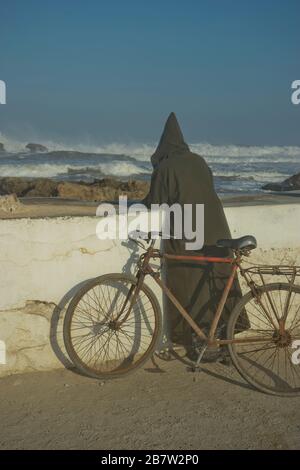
[128,235,147,250]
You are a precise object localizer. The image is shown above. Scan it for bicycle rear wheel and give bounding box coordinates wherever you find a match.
[227,283,300,396]
[64,273,162,379]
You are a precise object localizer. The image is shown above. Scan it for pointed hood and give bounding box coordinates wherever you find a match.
[151,112,190,168]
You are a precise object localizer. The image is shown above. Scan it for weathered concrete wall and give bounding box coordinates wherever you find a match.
[0,203,300,377]
[225,204,300,288]
[0,215,163,376]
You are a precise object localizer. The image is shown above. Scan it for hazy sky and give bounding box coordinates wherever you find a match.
[1,0,300,145]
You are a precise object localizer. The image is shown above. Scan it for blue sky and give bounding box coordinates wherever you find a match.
[0,0,300,145]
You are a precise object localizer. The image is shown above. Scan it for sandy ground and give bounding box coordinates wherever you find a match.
[1,355,300,450]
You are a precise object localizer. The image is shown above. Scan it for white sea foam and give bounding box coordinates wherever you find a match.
[213,170,287,182]
[190,143,300,159]
[0,132,299,193]
[0,161,150,179]
[0,164,285,182]
[0,133,155,159]
[98,162,150,176]
[0,163,71,178]
[1,132,300,160]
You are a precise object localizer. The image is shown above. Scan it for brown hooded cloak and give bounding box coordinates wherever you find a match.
[144,112,243,345]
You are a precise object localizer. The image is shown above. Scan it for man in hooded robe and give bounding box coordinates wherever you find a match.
[144,112,245,354]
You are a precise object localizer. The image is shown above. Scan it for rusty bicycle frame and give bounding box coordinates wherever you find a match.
[116,236,287,349]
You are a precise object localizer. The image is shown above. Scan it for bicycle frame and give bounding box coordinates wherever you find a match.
[65,234,300,394]
[116,242,273,348]
[155,253,238,346]
[119,244,268,348]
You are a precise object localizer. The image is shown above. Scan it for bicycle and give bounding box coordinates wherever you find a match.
[64,231,300,396]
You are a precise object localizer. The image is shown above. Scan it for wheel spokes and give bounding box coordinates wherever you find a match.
[68,279,157,374]
[232,286,300,394]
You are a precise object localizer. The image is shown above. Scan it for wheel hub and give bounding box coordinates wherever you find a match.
[273,330,292,348]
[108,320,120,331]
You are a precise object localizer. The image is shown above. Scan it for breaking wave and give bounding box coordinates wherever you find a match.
[1,133,300,159]
[0,161,151,180]
[0,132,299,194]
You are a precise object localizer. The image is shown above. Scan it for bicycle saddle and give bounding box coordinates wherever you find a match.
[216,235,257,251]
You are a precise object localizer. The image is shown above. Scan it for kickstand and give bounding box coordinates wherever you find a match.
[188,345,207,373]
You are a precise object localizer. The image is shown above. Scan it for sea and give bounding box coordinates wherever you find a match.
[0,136,300,196]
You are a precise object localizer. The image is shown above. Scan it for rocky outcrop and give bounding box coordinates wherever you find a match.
[0,177,58,198]
[0,176,149,202]
[26,179,58,197]
[57,178,149,201]
[0,194,24,213]
[0,143,5,152]
[262,172,300,191]
[25,143,48,153]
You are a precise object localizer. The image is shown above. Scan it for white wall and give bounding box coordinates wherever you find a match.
[225,204,300,249]
[0,204,300,376]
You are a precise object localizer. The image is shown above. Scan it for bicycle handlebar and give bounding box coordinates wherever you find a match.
[128,230,183,250]
[128,230,162,242]
[128,230,162,249]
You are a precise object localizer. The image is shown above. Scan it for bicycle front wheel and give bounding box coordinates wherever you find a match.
[64,273,162,379]
[227,283,300,396]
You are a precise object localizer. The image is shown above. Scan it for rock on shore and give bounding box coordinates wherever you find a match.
[262,172,300,191]
[0,194,24,213]
[25,143,48,153]
[0,143,5,152]
[0,177,58,198]
[0,177,149,202]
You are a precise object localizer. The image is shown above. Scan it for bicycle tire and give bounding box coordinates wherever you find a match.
[64,273,162,379]
[227,282,300,396]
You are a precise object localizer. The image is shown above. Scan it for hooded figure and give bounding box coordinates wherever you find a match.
[144,112,244,347]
